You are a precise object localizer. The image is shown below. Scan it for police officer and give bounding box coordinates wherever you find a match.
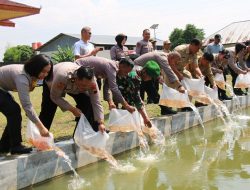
[173,38,203,80]
[134,51,185,115]
[110,33,129,61]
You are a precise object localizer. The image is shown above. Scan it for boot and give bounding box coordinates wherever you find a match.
[180,107,193,112]
[160,106,177,115]
[219,90,232,100]
[0,144,10,154]
[11,144,32,155]
[234,88,244,96]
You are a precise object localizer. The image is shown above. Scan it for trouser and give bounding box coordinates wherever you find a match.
[0,89,22,148]
[39,83,98,132]
[204,76,212,87]
[140,80,160,103]
[228,67,238,89]
[218,70,228,98]
[97,78,102,90]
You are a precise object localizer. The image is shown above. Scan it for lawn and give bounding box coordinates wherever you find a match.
[0,86,161,145]
[0,75,237,145]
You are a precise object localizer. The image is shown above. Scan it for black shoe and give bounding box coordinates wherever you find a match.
[234,89,244,96]
[181,107,193,112]
[160,106,177,115]
[219,95,232,101]
[195,102,206,107]
[10,145,32,155]
[0,144,10,154]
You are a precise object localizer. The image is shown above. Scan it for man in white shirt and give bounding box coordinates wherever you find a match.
[73,26,101,60]
[206,34,224,54]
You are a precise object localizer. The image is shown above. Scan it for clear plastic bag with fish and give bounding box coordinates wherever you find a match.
[26,120,54,151]
[159,83,190,108]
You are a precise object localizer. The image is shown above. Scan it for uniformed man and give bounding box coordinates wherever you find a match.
[163,39,171,53]
[230,43,250,95]
[211,50,231,100]
[196,52,216,88]
[134,51,185,115]
[136,29,154,55]
[115,57,152,128]
[172,38,203,80]
[75,56,135,113]
[39,63,106,133]
[136,29,155,103]
[149,38,157,51]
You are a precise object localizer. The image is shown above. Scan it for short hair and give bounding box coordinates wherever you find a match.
[143,29,150,34]
[245,40,250,46]
[203,52,214,62]
[24,54,53,80]
[190,38,201,46]
[119,57,134,68]
[169,51,181,59]
[76,66,94,80]
[235,42,247,55]
[81,26,91,34]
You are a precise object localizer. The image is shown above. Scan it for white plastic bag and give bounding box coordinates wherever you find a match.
[204,86,218,100]
[26,120,54,151]
[214,73,226,90]
[181,78,215,104]
[159,84,190,108]
[181,77,205,97]
[108,109,144,132]
[234,73,250,88]
[74,114,109,149]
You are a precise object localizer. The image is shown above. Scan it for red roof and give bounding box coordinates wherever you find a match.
[0,0,40,27]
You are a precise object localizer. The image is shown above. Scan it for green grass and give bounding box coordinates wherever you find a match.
[0,87,160,145]
[0,75,240,145]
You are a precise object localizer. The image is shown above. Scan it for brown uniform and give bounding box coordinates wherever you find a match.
[174,44,199,78]
[47,62,104,122]
[110,45,129,61]
[135,40,154,55]
[134,52,181,89]
[198,62,215,86]
[75,56,125,104]
[211,54,225,74]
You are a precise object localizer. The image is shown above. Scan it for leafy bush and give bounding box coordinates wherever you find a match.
[51,46,74,64]
[3,45,33,62]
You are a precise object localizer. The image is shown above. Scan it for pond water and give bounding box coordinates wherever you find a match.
[28,108,250,190]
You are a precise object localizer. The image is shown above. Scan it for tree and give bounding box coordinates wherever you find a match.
[51,46,74,64]
[169,24,205,49]
[169,28,185,49]
[3,45,33,62]
[182,24,205,44]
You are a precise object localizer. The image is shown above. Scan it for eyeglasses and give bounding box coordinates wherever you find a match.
[85,31,92,35]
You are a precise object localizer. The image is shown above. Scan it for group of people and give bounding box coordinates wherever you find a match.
[0,26,249,155]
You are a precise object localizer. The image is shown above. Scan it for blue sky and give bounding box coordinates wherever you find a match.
[0,0,249,61]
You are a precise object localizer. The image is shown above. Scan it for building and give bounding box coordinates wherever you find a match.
[0,0,40,27]
[37,33,164,59]
[204,20,250,49]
